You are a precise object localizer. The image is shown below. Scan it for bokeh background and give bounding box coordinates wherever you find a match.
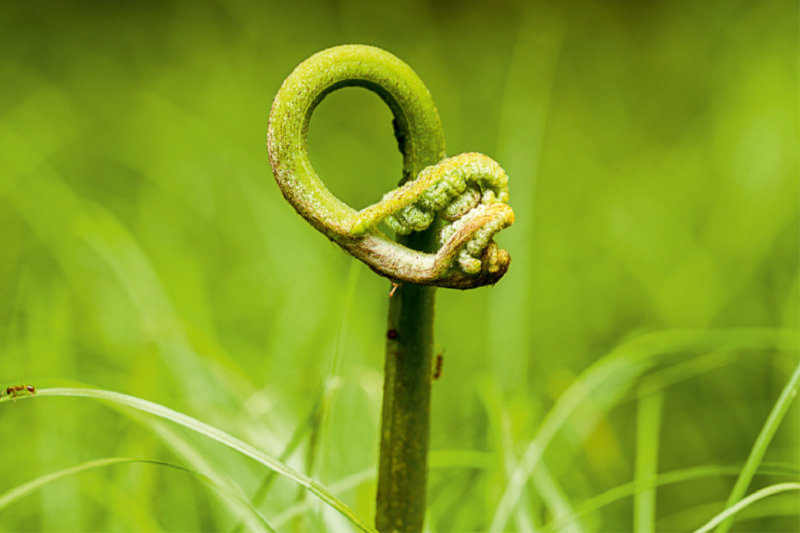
[0,0,797,531]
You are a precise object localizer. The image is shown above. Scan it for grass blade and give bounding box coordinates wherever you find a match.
[478,380,539,532]
[0,458,130,512]
[231,382,328,533]
[695,483,800,533]
[3,387,375,533]
[134,413,269,533]
[634,390,664,533]
[489,328,798,532]
[272,468,375,528]
[714,358,800,533]
[542,463,799,532]
[0,457,274,532]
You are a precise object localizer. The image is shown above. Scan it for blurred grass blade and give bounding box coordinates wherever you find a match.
[634,390,664,533]
[633,349,739,400]
[232,383,329,533]
[0,458,130,512]
[428,449,493,470]
[715,358,800,532]
[131,412,269,533]
[534,464,582,533]
[694,483,800,533]
[307,257,361,525]
[488,3,563,394]
[272,468,374,528]
[0,457,274,532]
[489,328,799,532]
[0,126,235,413]
[543,463,800,532]
[478,380,540,532]
[23,388,376,533]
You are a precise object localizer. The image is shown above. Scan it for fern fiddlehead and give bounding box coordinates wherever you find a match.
[267,45,514,289]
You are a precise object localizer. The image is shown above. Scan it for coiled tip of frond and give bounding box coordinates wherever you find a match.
[477,243,512,285]
[434,202,514,285]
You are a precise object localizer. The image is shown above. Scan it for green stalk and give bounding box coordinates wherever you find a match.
[374,77,444,528]
[377,228,438,532]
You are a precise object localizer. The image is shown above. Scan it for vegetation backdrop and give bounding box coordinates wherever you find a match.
[0,0,797,531]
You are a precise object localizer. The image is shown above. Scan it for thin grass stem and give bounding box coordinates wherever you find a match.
[489,328,798,532]
[634,389,664,533]
[4,388,376,533]
[0,457,274,532]
[542,463,799,532]
[695,483,800,533]
[714,358,800,532]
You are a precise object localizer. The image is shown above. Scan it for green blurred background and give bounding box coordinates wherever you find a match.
[0,0,797,531]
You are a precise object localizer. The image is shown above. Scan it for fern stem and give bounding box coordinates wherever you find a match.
[377,229,438,532]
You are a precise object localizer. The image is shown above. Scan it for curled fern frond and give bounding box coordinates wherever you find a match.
[267,45,514,289]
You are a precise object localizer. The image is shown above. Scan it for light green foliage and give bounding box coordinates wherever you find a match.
[0,1,797,532]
